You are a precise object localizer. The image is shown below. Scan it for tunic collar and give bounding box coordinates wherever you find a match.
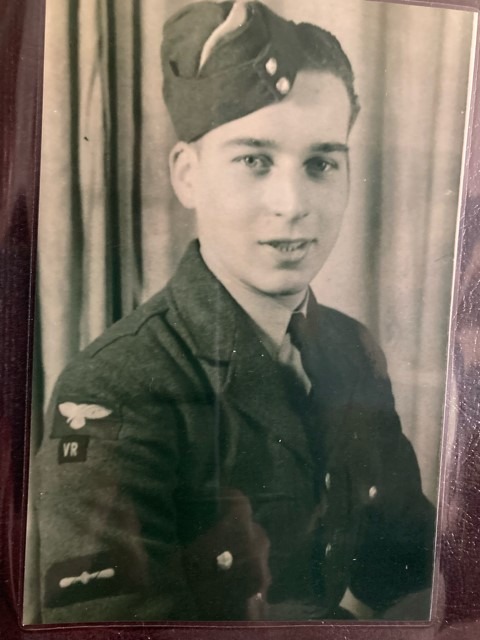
[200,244,309,356]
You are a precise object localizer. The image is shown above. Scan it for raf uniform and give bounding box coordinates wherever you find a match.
[35,0,435,623]
[37,243,434,622]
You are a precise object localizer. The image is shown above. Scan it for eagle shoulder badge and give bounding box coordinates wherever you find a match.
[58,402,112,429]
[53,401,122,440]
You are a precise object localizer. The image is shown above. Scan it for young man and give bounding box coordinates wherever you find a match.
[35,0,435,623]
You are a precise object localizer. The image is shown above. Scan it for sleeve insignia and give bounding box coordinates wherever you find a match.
[44,552,138,608]
[58,402,113,429]
[58,436,89,464]
[52,401,122,440]
[59,567,115,589]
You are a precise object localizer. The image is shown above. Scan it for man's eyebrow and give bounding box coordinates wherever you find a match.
[309,143,349,153]
[222,138,277,149]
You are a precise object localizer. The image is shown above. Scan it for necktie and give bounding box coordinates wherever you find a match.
[287,311,318,390]
[288,312,329,597]
[287,311,326,495]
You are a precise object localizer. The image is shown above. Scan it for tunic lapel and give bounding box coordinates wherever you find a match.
[168,243,313,470]
[167,242,360,474]
[223,317,314,471]
[306,301,361,457]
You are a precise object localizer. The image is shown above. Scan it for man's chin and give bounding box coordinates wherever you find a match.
[253,279,311,302]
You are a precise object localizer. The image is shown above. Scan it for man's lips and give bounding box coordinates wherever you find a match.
[259,239,316,253]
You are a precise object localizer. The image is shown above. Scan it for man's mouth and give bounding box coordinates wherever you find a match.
[260,239,315,253]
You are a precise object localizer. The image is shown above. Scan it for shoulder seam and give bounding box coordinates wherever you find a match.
[87,306,169,359]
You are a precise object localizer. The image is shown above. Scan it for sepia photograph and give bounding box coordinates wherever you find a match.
[23,0,476,626]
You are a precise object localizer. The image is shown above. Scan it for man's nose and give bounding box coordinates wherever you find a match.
[264,171,309,221]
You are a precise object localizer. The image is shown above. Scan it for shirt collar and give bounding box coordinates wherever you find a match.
[200,245,309,355]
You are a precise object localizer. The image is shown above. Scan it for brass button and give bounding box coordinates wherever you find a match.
[216,550,233,570]
[369,485,378,500]
[276,77,290,95]
[325,543,332,558]
[265,57,278,76]
[325,473,331,490]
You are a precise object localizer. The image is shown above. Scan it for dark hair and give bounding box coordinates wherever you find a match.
[296,22,361,129]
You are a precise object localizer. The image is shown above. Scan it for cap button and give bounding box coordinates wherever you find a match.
[276,77,290,95]
[265,57,278,76]
[216,550,233,570]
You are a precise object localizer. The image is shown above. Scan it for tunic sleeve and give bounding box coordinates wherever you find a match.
[346,324,436,612]
[35,341,196,623]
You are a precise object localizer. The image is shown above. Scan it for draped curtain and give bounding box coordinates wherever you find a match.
[36,0,474,494]
[27,1,474,618]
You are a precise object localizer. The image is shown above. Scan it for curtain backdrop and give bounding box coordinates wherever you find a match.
[28,3,474,614]
[26,0,474,623]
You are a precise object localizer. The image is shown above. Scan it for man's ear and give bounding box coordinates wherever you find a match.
[169,141,198,209]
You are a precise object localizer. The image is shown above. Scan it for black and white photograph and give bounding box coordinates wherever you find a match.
[24,0,476,625]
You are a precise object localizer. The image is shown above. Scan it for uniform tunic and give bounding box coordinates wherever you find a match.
[35,241,435,622]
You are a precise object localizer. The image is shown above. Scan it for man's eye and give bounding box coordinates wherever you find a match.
[236,154,272,173]
[305,157,338,177]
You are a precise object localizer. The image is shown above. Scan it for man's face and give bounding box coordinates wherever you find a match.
[175,71,352,299]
